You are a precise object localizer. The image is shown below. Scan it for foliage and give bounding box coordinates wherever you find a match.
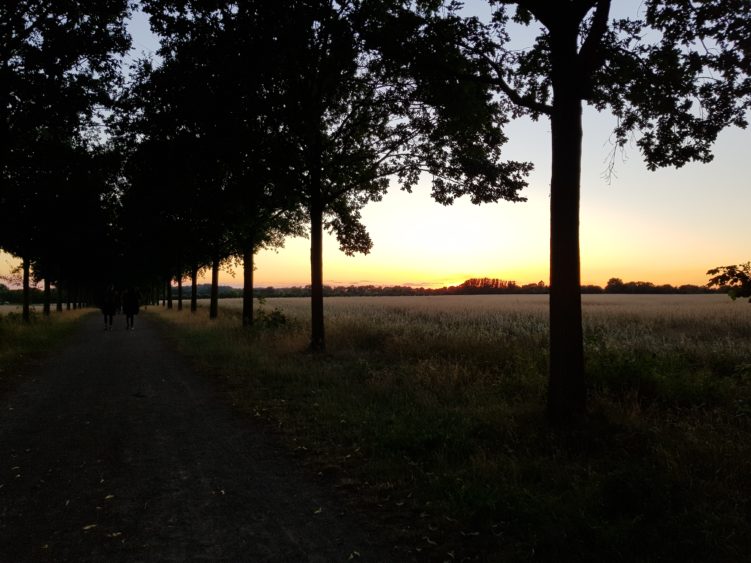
[371,0,751,420]
[707,262,751,302]
[254,308,295,331]
[129,0,532,342]
[0,1,131,310]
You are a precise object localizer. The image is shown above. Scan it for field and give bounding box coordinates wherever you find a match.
[154,295,751,561]
[0,304,31,315]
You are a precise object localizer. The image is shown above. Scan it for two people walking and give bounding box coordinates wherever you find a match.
[100,286,140,330]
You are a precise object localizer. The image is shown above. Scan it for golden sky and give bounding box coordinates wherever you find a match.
[243,112,750,289]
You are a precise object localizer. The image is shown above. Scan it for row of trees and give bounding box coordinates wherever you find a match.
[2,1,749,422]
[0,1,132,319]
[2,277,725,304]
[249,279,724,298]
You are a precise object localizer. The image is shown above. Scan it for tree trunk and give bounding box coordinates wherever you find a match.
[56,281,63,312]
[22,256,30,322]
[190,264,198,312]
[166,278,173,309]
[43,277,51,316]
[177,276,183,311]
[546,23,587,423]
[242,244,254,327]
[209,257,219,319]
[309,177,325,352]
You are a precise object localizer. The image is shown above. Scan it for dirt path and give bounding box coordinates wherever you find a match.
[0,313,394,562]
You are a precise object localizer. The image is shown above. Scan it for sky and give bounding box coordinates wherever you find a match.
[2,3,749,289]
[248,115,749,288]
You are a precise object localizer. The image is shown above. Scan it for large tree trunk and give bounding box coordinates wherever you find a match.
[242,244,254,327]
[209,257,219,319]
[309,177,325,352]
[177,276,183,311]
[43,277,51,316]
[190,264,198,312]
[22,256,30,322]
[546,23,587,423]
[56,281,63,312]
[166,278,173,309]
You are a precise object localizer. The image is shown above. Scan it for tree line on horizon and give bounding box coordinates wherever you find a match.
[0,276,728,306]
[1,1,749,422]
[250,278,725,297]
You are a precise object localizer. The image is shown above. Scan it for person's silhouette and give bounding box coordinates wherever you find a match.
[101,286,117,330]
[122,287,140,330]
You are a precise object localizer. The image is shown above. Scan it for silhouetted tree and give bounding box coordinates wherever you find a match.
[116,46,234,311]
[132,1,528,345]
[707,263,751,302]
[383,0,751,422]
[605,278,625,293]
[0,1,131,319]
[272,1,531,351]
[136,1,308,325]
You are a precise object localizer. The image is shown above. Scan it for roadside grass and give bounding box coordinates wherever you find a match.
[0,308,91,396]
[152,296,751,561]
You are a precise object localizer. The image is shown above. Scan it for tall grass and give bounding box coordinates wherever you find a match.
[154,295,751,561]
[0,308,90,395]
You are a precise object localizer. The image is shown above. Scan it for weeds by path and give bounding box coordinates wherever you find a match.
[0,308,91,397]
[152,298,751,562]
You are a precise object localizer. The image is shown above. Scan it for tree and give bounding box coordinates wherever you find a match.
[0,1,131,320]
[135,1,528,345]
[117,47,236,318]
[605,277,625,293]
[386,0,751,421]
[707,262,751,302]
[136,1,307,325]
[276,1,530,351]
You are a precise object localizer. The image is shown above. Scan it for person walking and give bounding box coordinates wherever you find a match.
[122,287,140,330]
[101,285,117,331]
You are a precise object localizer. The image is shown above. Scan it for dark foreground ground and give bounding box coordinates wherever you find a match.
[0,313,393,562]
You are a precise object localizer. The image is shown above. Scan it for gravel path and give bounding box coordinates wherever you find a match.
[0,313,393,562]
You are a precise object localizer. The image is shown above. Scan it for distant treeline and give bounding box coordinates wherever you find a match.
[0,285,46,305]
[158,278,723,300]
[0,278,723,306]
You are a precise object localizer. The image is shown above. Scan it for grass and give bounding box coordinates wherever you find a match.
[152,295,751,561]
[0,307,91,396]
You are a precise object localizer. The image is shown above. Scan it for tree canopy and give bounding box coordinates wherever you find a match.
[707,262,751,302]
[369,0,751,420]
[0,0,131,318]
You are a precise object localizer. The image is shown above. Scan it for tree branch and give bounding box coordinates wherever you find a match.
[577,0,611,76]
[464,45,553,115]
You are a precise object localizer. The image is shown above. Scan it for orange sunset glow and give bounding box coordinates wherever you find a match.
[195,113,749,290]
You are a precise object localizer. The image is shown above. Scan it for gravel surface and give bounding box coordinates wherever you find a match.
[0,313,393,562]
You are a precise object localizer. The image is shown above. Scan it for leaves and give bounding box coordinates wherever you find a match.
[707,262,751,301]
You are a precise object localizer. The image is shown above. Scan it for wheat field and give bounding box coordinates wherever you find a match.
[213,293,750,357]
[157,293,751,560]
